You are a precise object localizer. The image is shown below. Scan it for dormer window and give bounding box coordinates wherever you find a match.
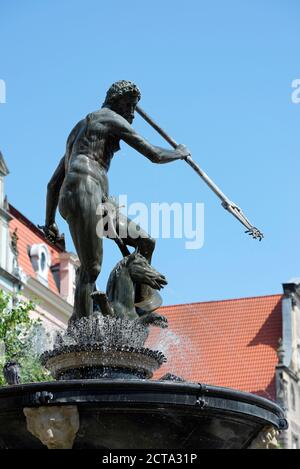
[29,244,50,285]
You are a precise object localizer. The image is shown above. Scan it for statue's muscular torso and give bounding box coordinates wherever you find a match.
[54,106,184,222]
[63,108,123,201]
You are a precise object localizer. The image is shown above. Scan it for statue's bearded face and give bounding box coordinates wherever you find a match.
[112,95,139,124]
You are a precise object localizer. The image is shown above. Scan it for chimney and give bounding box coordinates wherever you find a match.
[59,252,79,305]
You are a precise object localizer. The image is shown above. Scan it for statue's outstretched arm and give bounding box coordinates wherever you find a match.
[112,117,190,164]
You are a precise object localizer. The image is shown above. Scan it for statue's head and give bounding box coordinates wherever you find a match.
[103,80,141,123]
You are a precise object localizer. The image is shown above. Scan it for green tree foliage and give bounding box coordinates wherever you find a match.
[0,290,50,385]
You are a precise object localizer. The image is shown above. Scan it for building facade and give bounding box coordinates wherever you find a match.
[0,151,77,333]
[275,280,300,449]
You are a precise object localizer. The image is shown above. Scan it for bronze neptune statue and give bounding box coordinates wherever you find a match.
[42,81,190,321]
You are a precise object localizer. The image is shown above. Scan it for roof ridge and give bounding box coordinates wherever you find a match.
[9,203,65,253]
[160,293,283,309]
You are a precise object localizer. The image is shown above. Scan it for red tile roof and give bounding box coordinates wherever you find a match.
[148,294,282,400]
[8,205,63,295]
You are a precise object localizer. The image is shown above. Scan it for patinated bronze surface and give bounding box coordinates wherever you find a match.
[43,81,189,321]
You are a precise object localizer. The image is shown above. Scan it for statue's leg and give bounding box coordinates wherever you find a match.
[64,183,103,321]
[114,211,156,262]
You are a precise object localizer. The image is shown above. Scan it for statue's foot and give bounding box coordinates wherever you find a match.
[138,312,168,329]
[91,291,114,317]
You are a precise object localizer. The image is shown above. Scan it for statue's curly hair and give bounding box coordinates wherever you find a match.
[103,80,141,106]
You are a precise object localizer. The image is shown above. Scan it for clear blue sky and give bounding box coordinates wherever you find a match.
[0,0,299,305]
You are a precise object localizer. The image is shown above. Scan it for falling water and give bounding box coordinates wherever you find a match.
[53,316,149,350]
[150,329,198,379]
[29,323,58,355]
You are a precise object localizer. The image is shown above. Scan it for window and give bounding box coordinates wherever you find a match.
[40,252,46,272]
[29,244,50,284]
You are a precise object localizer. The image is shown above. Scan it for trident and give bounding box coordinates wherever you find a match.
[136,106,264,241]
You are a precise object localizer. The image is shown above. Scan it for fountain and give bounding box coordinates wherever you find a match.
[0,81,287,449]
[0,249,287,450]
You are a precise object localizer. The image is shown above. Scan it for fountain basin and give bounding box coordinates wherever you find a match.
[41,344,167,380]
[0,379,287,449]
